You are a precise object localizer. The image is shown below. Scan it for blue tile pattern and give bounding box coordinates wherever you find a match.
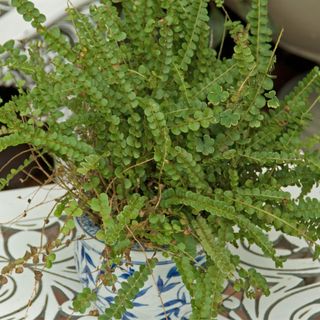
[74,215,205,319]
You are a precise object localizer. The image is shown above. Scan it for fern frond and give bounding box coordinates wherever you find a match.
[192,216,235,276]
[121,0,162,68]
[173,255,198,298]
[11,0,46,29]
[99,259,157,320]
[174,253,224,320]
[166,146,211,191]
[246,0,272,73]
[230,24,255,76]
[169,106,218,135]
[157,4,176,79]
[289,198,320,220]
[140,98,169,141]
[0,155,34,190]
[140,98,171,164]
[0,133,27,152]
[11,0,75,61]
[42,26,75,62]
[252,67,320,149]
[117,194,147,226]
[236,215,278,261]
[191,265,224,320]
[240,150,304,165]
[20,129,94,162]
[162,189,235,220]
[178,0,210,72]
[236,187,290,201]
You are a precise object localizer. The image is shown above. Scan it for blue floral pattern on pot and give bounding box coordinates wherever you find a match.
[74,215,205,319]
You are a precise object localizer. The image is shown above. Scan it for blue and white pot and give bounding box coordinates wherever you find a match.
[74,215,204,320]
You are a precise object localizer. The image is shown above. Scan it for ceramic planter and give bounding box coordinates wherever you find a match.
[74,215,205,319]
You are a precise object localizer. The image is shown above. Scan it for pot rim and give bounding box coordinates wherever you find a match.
[74,215,205,265]
[74,215,172,255]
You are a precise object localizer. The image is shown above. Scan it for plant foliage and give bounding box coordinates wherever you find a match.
[1,0,320,318]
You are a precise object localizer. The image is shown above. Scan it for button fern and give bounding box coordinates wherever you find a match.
[0,0,320,318]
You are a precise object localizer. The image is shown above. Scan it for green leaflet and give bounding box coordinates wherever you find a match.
[0,133,26,152]
[190,266,225,320]
[173,255,198,299]
[73,288,97,314]
[178,0,211,72]
[0,155,34,191]
[230,24,255,76]
[162,189,235,219]
[117,194,147,225]
[289,198,320,220]
[241,150,303,165]
[207,84,229,105]
[237,215,278,261]
[99,259,157,320]
[219,110,241,128]
[251,66,320,149]
[192,216,235,276]
[92,193,146,248]
[163,189,279,263]
[247,0,272,73]
[164,146,211,191]
[140,98,171,163]
[77,154,101,175]
[11,0,46,28]
[236,187,291,201]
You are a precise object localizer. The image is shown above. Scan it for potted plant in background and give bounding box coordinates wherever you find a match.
[0,0,320,319]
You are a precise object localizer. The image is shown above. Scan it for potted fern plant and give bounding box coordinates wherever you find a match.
[1,0,320,319]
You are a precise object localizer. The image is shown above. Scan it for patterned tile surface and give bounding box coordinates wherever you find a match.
[0,185,320,319]
[0,0,10,17]
[0,185,95,320]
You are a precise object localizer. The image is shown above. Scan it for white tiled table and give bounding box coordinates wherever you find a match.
[0,185,320,320]
[0,185,97,319]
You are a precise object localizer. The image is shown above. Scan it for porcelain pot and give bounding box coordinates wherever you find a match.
[74,215,204,319]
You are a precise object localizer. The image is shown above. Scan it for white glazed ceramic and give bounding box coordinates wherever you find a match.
[74,215,205,319]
